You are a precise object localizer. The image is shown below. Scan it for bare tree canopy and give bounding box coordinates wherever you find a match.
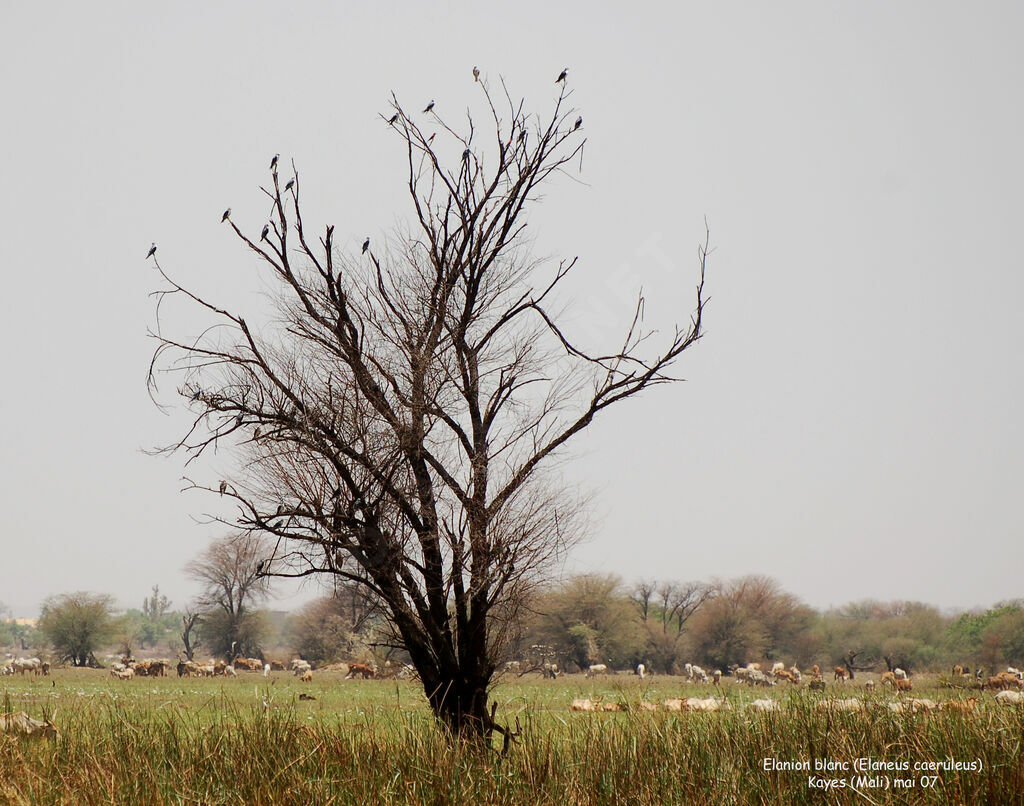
[185,534,273,659]
[148,74,708,742]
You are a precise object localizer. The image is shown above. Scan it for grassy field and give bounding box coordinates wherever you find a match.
[2,668,1022,805]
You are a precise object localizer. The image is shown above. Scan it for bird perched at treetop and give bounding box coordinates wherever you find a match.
[473,66,479,82]
[146,243,157,259]
[423,99,435,114]
[388,113,399,125]
[219,480,227,496]
[556,68,568,83]
[362,237,370,254]
[261,224,270,241]
[574,116,583,130]
[270,154,279,170]
[221,208,231,223]
[284,178,295,192]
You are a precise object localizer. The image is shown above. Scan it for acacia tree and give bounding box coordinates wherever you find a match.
[38,592,115,667]
[149,74,708,741]
[185,534,272,659]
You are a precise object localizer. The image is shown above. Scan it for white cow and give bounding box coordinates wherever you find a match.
[585,664,608,677]
[636,663,646,679]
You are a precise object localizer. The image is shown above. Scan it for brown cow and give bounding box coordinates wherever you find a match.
[345,663,376,680]
[833,666,848,683]
[894,678,913,692]
[300,669,313,683]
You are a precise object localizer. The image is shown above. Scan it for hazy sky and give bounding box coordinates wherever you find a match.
[2,1,1021,618]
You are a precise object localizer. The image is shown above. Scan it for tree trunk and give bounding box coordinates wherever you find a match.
[423,672,495,741]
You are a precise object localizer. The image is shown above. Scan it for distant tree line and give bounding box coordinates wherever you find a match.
[8,573,1024,676]
[511,574,1024,676]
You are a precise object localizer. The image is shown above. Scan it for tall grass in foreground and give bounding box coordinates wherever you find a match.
[1,679,1023,805]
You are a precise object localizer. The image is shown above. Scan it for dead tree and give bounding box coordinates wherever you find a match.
[148,73,708,742]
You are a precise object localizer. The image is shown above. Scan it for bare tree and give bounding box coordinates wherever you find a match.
[180,608,202,662]
[185,534,273,659]
[148,73,708,742]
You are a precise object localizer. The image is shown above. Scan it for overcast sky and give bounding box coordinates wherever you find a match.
[2,1,1021,618]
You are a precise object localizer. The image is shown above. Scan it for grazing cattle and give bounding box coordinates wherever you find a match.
[983,674,1023,691]
[995,690,1024,706]
[906,698,939,712]
[774,670,799,684]
[712,669,722,686]
[198,664,215,677]
[292,660,312,677]
[1007,666,1023,680]
[749,698,780,712]
[0,712,59,741]
[224,665,237,677]
[663,698,685,712]
[269,660,286,671]
[942,698,979,713]
[600,702,623,712]
[808,679,826,692]
[13,658,41,676]
[894,678,913,692]
[345,663,376,680]
[110,667,135,681]
[833,666,848,683]
[770,662,785,676]
[881,671,895,686]
[300,669,313,683]
[585,664,609,677]
[636,663,646,679]
[810,664,820,677]
[788,665,802,682]
[639,701,658,712]
[685,663,709,683]
[176,660,188,678]
[571,698,596,712]
[542,662,559,679]
[893,667,907,680]
[213,661,227,676]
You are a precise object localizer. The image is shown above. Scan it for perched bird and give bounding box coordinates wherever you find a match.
[191,389,202,401]
[255,559,266,575]
[519,130,527,143]
[219,480,227,496]
[388,113,399,125]
[235,413,244,427]
[472,66,480,82]
[146,243,157,259]
[574,116,583,130]
[426,132,435,144]
[284,178,295,193]
[270,154,279,170]
[276,504,285,516]
[253,427,261,439]
[362,237,370,254]
[261,224,270,241]
[221,208,231,223]
[556,68,568,83]
[462,148,471,161]
[423,99,434,114]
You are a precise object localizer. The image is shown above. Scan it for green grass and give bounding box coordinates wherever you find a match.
[1,670,1022,804]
